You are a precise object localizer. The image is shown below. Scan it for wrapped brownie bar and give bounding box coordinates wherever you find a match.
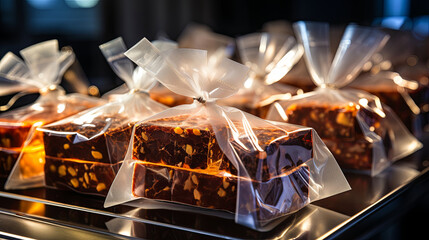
[105,38,350,231]
[350,71,422,131]
[218,33,304,118]
[1,40,102,190]
[347,29,426,131]
[267,22,422,176]
[38,37,168,196]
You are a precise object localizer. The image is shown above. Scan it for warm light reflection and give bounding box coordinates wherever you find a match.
[20,202,45,215]
[259,35,268,54]
[393,74,419,90]
[259,93,292,107]
[358,98,368,107]
[274,102,288,121]
[265,68,288,85]
[373,98,386,118]
[398,87,421,115]
[358,98,385,118]
[244,78,254,89]
[57,103,66,113]
[362,61,373,71]
[380,60,392,70]
[19,133,45,178]
[300,219,311,231]
[31,103,44,111]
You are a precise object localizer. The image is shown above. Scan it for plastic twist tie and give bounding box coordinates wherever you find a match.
[130,89,149,95]
[193,97,206,104]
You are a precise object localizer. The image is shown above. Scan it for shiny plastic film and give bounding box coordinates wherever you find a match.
[1,40,102,190]
[105,38,350,231]
[218,33,304,118]
[37,37,168,196]
[101,40,191,107]
[266,22,422,176]
[350,71,422,130]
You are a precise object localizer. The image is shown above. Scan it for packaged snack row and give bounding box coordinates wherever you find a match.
[39,37,173,196]
[0,22,424,230]
[105,38,350,230]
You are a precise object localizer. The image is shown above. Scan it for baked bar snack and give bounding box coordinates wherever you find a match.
[283,102,391,171]
[284,102,386,139]
[42,115,134,196]
[131,114,312,219]
[105,36,351,230]
[0,99,98,179]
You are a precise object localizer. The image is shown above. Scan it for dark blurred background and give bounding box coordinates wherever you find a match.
[1,0,429,93]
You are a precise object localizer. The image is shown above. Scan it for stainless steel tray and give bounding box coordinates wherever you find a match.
[0,152,427,239]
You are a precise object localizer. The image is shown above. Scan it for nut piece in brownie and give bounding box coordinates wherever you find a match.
[42,115,134,196]
[131,114,313,219]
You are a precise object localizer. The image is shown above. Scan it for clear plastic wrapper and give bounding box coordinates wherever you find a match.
[1,40,102,189]
[218,32,304,118]
[267,22,422,176]
[105,38,350,231]
[150,23,235,107]
[350,28,427,132]
[38,37,168,196]
[101,41,192,107]
[396,62,429,135]
[350,71,422,130]
[262,20,315,92]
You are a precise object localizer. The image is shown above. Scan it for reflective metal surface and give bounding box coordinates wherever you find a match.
[0,151,427,239]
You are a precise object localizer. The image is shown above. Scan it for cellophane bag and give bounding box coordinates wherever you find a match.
[104,38,350,231]
[153,23,237,107]
[218,33,304,118]
[37,37,168,196]
[267,22,422,176]
[350,71,422,131]
[396,62,429,136]
[101,40,191,107]
[1,40,102,189]
[262,21,315,92]
[349,28,426,132]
